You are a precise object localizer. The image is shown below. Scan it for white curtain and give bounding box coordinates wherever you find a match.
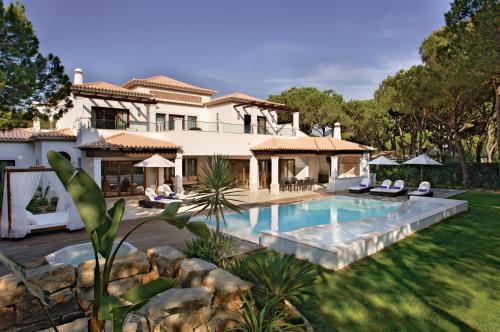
[45,172,84,231]
[2,172,42,238]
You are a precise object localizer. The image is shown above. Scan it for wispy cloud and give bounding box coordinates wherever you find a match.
[196,52,421,101]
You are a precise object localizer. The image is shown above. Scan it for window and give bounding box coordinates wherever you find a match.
[91,107,129,129]
[168,114,184,130]
[156,113,166,132]
[58,151,71,161]
[244,114,252,134]
[184,159,197,177]
[187,116,197,130]
[101,161,144,197]
[0,160,15,168]
[257,116,267,135]
[279,159,295,178]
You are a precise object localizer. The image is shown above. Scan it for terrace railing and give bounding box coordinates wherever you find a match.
[87,118,296,136]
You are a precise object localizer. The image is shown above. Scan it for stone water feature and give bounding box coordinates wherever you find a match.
[0,246,252,332]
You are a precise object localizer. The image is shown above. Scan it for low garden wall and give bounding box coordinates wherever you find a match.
[0,246,252,332]
[375,162,500,188]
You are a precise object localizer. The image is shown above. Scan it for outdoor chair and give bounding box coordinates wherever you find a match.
[290,177,297,191]
[369,179,393,195]
[279,178,288,191]
[349,178,373,194]
[296,179,304,191]
[407,181,433,197]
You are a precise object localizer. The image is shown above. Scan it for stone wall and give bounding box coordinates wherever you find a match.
[0,246,252,332]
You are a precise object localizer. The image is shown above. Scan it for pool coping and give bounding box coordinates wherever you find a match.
[259,196,468,270]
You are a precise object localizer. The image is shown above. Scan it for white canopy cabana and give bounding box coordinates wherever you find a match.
[135,154,175,191]
[1,167,84,238]
[403,154,442,182]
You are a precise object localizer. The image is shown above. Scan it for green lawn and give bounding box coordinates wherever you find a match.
[298,192,500,332]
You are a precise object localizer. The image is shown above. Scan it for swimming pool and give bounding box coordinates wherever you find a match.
[201,196,401,243]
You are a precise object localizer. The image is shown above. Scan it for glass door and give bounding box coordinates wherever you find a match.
[258,160,271,189]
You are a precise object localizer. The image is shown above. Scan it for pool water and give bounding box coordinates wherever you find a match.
[201,196,401,243]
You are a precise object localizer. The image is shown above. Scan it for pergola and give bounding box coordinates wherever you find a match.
[250,136,373,193]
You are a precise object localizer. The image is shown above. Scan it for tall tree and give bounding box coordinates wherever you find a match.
[268,87,345,136]
[445,0,500,173]
[0,0,72,129]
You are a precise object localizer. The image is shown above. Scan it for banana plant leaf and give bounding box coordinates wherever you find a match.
[0,252,50,306]
[95,199,125,258]
[47,151,106,235]
[102,277,177,332]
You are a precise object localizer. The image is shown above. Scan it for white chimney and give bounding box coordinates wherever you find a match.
[74,68,83,84]
[333,122,341,139]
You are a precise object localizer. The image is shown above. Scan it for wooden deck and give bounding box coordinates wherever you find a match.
[0,218,260,276]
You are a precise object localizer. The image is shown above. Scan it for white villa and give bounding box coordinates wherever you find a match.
[0,68,372,197]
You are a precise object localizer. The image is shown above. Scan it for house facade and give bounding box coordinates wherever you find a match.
[0,68,372,197]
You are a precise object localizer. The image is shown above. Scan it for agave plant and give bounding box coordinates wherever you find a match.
[190,154,242,256]
[229,293,302,332]
[230,252,321,307]
[46,151,210,332]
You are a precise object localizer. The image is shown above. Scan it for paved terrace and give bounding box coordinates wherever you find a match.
[0,187,464,275]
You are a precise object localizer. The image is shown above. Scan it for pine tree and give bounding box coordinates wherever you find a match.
[0,0,72,129]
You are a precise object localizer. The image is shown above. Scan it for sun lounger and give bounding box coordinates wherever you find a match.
[370,179,406,196]
[377,180,406,197]
[348,177,373,193]
[140,188,182,208]
[369,179,392,195]
[407,181,433,197]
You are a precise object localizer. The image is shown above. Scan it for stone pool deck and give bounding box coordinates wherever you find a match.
[260,196,469,270]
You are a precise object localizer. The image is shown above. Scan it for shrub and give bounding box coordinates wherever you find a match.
[231,292,303,332]
[375,162,500,188]
[229,252,321,307]
[182,231,234,267]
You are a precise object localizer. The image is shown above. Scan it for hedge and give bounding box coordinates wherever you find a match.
[374,163,500,189]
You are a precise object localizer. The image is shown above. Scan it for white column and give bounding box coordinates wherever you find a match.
[292,112,299,136]
[158,167,165,186]
[326,155,338,192]
[333,122,341,139]
[270,204,279,231]
[249,207,259,228]
[92,158,102,188]
[360,152,370,181]
[249,155,259,191]
[270,156,279,194]
[175,151,183,193]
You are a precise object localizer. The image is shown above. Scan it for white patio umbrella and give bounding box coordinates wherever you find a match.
[402,154,442,182]
[368,156,399,184]
[368,156,400,166]
[135,154,175,190]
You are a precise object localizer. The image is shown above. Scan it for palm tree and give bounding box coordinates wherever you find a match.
[190,154,242,255]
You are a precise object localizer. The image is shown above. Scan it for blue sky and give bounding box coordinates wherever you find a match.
[17,0,450,100]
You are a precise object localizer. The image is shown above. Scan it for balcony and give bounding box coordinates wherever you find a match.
[88,118,296,136]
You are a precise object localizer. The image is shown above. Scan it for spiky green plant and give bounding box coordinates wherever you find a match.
[182,231,234,267]
[190,154,242,256]
[229,293,302,332]
[46,151,210,332]
[230,252,321,307]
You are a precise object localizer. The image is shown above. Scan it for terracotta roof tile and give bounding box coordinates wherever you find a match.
[122,75,216,96]
[77,132,180,150]
[204,92,285,107]
[251,136,371,152]
[0,128,76,142]
[72,81,155,100]
[31,128,76,140]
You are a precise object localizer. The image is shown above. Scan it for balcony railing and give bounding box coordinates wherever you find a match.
[87,118,296,136]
